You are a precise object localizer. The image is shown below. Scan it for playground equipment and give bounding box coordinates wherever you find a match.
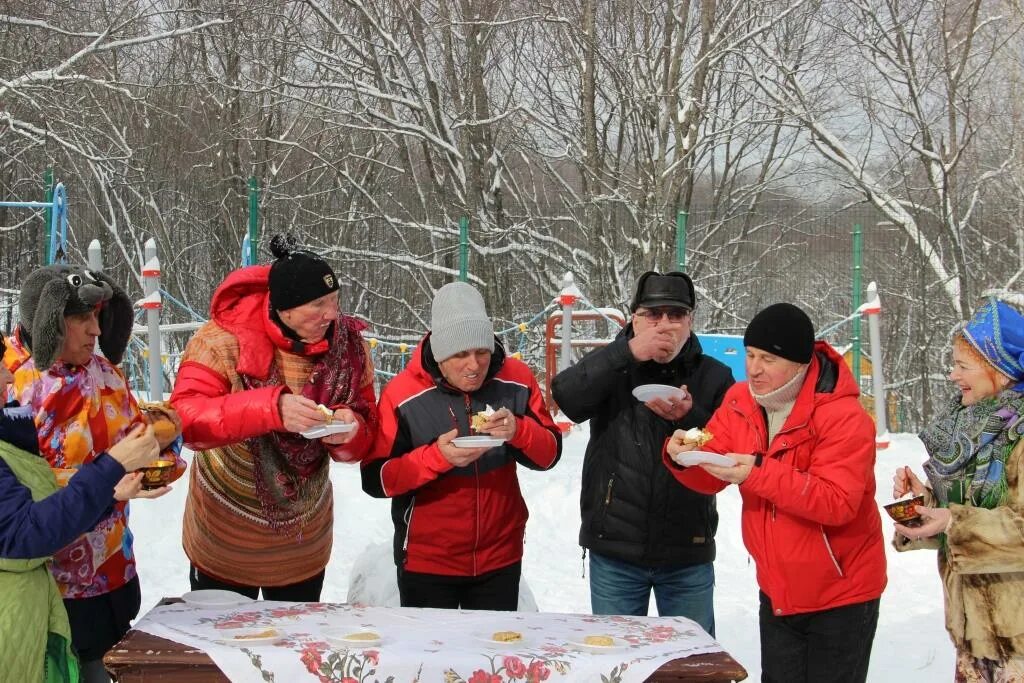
[0,181,69,264]
[543,273,626,414]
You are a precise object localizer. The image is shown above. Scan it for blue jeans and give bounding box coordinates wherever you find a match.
[588,551,715,636]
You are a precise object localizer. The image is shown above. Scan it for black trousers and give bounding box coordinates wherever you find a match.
[190,564,326,602]
[398,561,520,610]
[64,576,142,680]
[759,592,879,683]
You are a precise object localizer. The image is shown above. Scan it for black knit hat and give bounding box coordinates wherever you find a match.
[267,234,340,311]
[630,271,695,312]
[743,303,815,363]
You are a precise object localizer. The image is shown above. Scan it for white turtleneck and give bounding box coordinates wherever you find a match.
[750,365,809,443]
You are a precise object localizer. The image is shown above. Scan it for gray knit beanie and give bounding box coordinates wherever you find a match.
[430,282,494,362]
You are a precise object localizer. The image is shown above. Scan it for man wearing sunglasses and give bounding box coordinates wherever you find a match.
[552,270,734,634]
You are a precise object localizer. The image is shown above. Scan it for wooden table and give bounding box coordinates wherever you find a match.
[105,600,748,682]
[106,630,747,682]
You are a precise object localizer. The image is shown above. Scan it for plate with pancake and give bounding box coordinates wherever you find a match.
[475,630,533,648]
[216,627,283,647]
[324,628,383,648]
[567,634,628,653]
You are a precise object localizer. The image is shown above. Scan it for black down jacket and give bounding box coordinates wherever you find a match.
[552,326,735,567]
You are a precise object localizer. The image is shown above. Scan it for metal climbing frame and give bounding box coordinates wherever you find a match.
[0,182,69,264]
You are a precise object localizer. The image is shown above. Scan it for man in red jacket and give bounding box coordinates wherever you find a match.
[362,282,561,610]
[665,303,886,683]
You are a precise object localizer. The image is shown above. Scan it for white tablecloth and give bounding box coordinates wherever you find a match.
[133,601,724,682]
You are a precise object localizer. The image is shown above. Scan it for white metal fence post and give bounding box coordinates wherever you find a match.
[558,272,581,371]
[142,239,163,399]
[87,239,103,271]
[863,281,890,449]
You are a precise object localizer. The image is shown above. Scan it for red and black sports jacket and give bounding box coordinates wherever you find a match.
[362,335,561,576]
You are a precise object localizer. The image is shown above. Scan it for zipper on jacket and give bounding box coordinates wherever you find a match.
[596,474,616,539]
[463,393,474,431]
[736,405,774,520]
[820,526,844,577]
[473,460,480,576]
[461,392,484,576]
[402,499,416,552]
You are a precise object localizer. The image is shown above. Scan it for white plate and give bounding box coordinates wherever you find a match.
[672,451,737,468]
[216,628,282,647]
[300,422,356,439]
[474,632,532,649]
[452,436,506,448]
[181,589,255,608]
[631,384,686,403]
[567,636,629,653]
[324,628,382,648]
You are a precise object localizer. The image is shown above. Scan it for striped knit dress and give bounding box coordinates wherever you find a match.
[178,322,375,587]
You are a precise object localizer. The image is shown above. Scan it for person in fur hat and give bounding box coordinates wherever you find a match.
[2,264,185,683]
[170,234,379,602]
[892,293,1024,681]
[0,332,163,683]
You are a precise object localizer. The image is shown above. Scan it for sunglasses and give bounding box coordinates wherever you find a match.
[634,307,691,322]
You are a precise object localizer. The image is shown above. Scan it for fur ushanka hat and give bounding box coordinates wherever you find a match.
[18,264,134,369]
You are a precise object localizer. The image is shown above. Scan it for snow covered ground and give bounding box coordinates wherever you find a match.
[130,426,953,681]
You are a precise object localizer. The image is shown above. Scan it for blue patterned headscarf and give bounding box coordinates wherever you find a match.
[962,297,1024,391]
[921,296,1024,508]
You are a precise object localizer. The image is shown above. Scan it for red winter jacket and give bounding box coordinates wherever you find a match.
[362,335,561,576]
[171,265,376,460]
[663,341,886,616]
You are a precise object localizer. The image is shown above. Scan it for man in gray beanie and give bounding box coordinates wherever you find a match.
[428,281,496,383]
[362,281,562,610]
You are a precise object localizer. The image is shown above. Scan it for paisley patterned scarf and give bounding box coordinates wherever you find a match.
[921,389,1024,508]
[240,315,373,530]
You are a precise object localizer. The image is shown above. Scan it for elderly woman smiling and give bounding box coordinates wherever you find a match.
[892,294,1024,682]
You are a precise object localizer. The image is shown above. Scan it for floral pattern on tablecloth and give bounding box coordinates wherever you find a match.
[134,601,723,683]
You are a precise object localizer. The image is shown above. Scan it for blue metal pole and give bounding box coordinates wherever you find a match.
[43,169,53,263]
[51,183,68,264]
[459,216,469,282]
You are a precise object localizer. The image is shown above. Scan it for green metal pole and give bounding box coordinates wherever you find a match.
[676,210,688,271]
[248,176,259,264]
[458,216,469,282]
[43,168,54,264]
[852,223,863,388]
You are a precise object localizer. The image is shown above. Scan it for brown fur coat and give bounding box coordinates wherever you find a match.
[894,439,1024,661]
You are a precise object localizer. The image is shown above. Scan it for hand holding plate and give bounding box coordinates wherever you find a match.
[646,385,692,421]
[437,428,490,466]
[321,407,359,444]
[699,452,755,484]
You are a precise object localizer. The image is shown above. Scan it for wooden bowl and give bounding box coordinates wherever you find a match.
[883,495,925,527]
[140,460,176,490]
